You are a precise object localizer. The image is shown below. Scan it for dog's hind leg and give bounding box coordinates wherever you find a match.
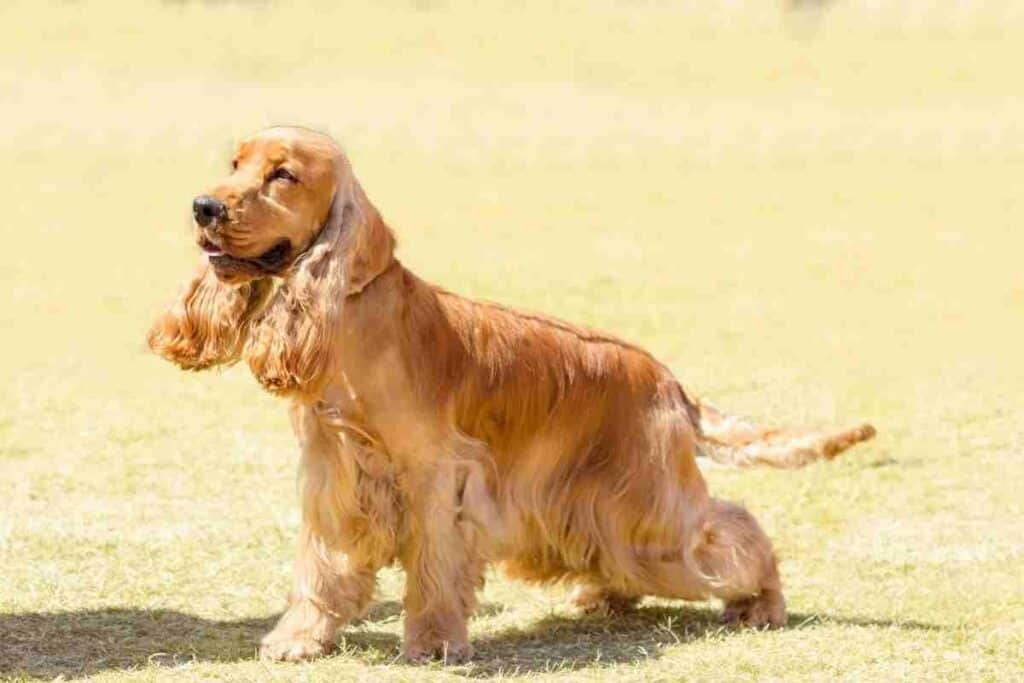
[568,499,783,627]
[685,498,786,628]
[619,495,785,628]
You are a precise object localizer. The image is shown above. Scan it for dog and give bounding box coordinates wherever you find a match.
[147,126,875,662]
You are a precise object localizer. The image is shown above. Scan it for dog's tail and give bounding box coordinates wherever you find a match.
[694,400,876,469]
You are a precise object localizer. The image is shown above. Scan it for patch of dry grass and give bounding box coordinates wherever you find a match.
[1,1,1022,680]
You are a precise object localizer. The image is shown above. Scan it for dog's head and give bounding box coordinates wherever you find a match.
[149,127,395,385]
[193,127,345,284]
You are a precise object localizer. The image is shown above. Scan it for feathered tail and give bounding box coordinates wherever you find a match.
[694,400,876,469]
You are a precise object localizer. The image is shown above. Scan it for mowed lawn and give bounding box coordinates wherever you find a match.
[1,1,1022,680]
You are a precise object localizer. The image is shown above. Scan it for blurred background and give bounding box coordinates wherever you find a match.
[1,1,1022,680]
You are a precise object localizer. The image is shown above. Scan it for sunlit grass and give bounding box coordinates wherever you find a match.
[1,1,1022,680]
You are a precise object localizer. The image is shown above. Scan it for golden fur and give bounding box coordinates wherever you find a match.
[147,127,875,663]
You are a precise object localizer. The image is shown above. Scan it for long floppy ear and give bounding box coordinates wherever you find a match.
[147,261,272,371]
[244,168,396,395]
[342,181,396,296]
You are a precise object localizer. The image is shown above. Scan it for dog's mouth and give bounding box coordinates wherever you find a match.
[201,237,293,275]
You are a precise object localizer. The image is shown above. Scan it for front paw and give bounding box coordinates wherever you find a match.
[404,638,473,665]
[259,632,334,662]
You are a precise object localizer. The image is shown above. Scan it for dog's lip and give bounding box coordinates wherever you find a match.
[199,237,225,256]
[203,238,293,271]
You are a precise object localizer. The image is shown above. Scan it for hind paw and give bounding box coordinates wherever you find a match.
[569,585,641,616]
[720,589,786,629]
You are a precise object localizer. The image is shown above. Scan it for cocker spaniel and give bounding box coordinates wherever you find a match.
[147,127,875,663]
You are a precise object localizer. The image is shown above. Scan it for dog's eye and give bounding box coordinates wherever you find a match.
[269,168,297,183]
[231,159,238,171]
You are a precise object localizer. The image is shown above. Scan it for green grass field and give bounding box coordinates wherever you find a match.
[2,1,1022,680]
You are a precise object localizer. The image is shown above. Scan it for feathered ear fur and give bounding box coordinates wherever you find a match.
[146,261,272,370]
[244,162,396,395]
[342,182,397,296]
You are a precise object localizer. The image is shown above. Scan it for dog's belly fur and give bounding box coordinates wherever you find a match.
[485,418,713,596]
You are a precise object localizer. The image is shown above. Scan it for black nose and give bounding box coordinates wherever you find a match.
[192,195,225,227]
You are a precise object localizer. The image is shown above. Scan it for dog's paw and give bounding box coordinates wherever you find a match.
[403,639,473,665]
[720,589,787,629]
[569,585,641,616]
[259,634,334,662]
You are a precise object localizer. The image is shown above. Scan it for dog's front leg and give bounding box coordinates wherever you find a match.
[261,404,397,662]
[399,461,488,664]
[259,527,379,662]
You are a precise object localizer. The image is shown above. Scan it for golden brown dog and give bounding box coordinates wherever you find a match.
[148,127,875,663]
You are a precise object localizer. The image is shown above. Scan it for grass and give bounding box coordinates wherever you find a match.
[1,1,1023,680]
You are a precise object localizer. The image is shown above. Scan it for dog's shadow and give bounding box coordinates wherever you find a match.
[462,606,940,678]
[0,601,940,680]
